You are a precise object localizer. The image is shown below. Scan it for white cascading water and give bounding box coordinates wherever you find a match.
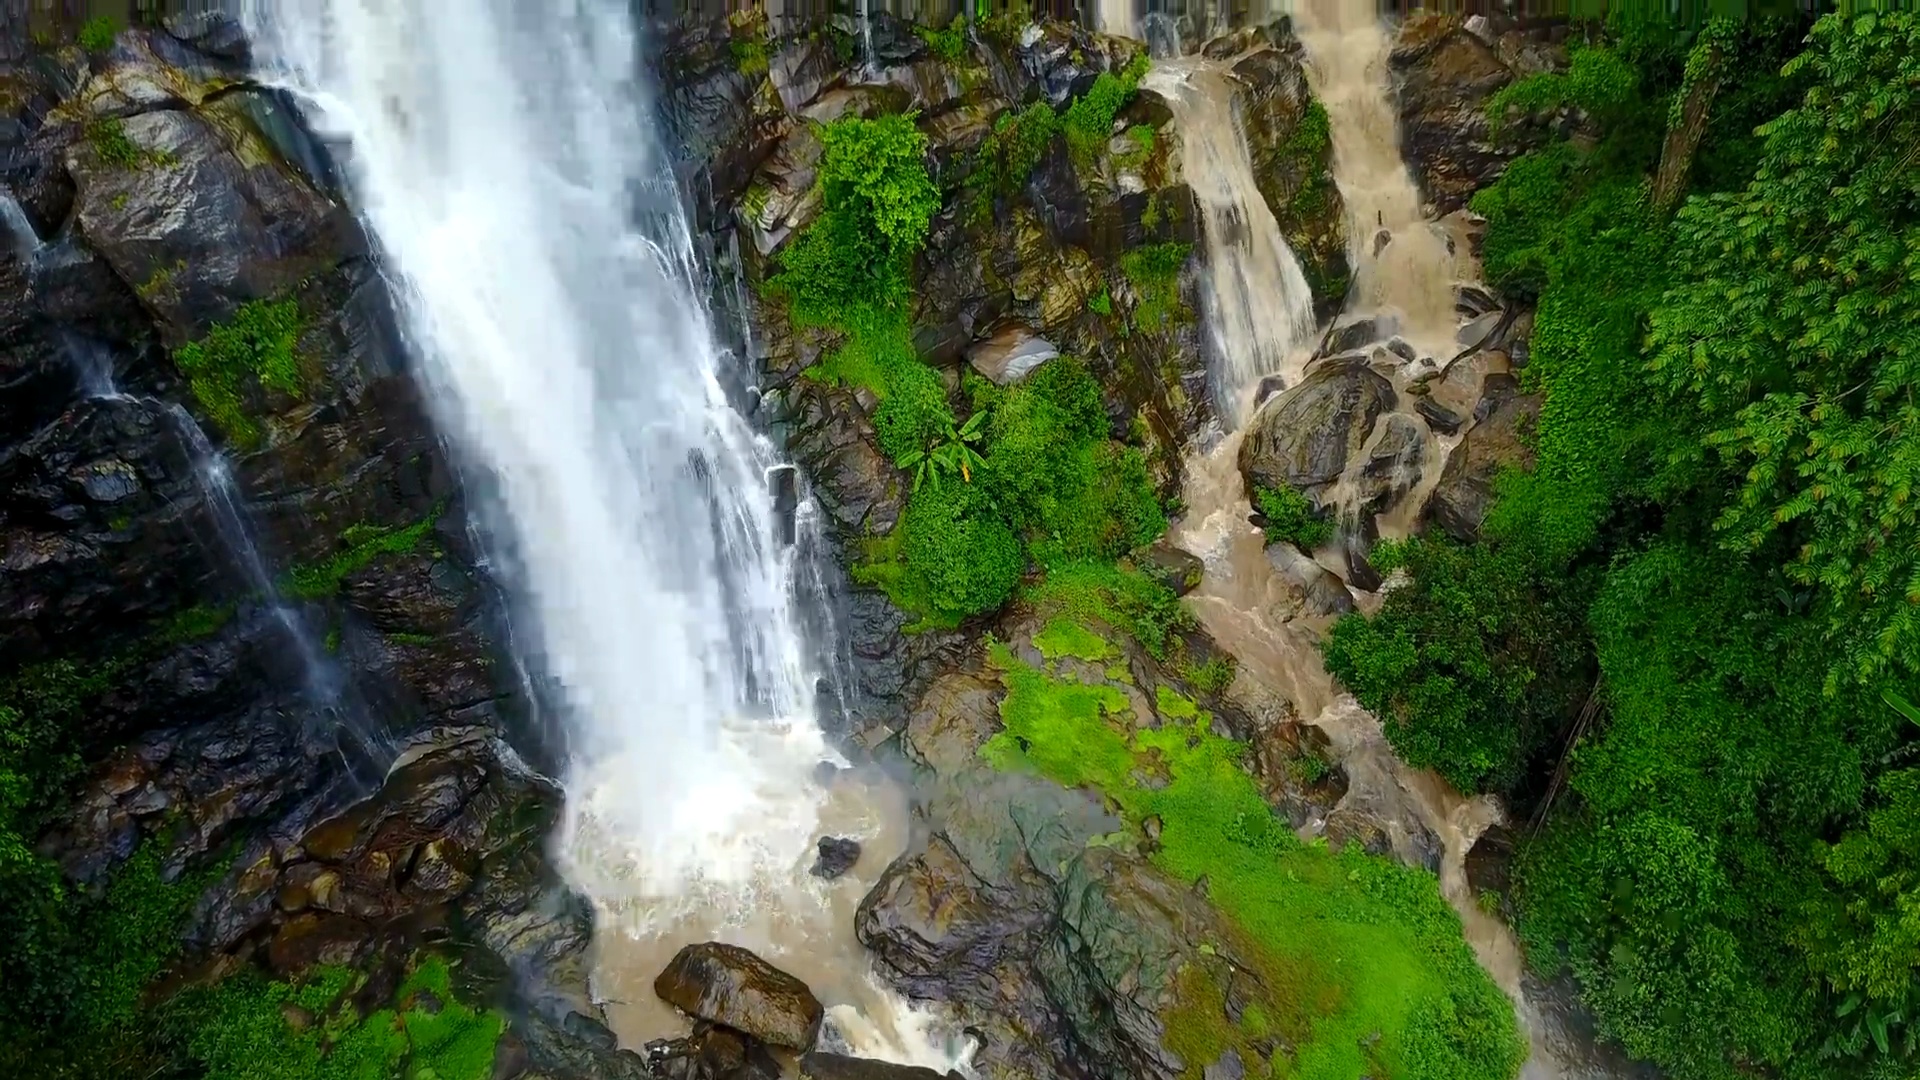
[1142,58,1319,417]
[241,0,963,1067]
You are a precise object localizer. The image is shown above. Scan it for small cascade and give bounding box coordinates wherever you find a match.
[1142,57,1318,420]
[1,188,39,256]
[1292,0,1463,352]
[1162,6,1570,1075]
[1098,0,1137,38]
[74,347,380,770]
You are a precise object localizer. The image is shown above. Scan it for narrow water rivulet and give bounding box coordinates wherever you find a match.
[240,0,962,1068]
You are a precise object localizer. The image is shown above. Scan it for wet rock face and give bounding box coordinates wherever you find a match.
[1237,358,1397,501]
[1,21,636,1080]
[799,1051,964,1080]
[654,942,826,1051]
[1426,372,1540,542]
[1391,13,1573,213]
[646,1022,784,1080]
[857,625,1275,1080]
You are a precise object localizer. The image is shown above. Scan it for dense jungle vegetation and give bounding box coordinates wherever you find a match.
[1326,12,1920,1078]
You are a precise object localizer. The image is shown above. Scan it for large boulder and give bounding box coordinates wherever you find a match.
[1426,373,1539,541]
[1237,358,1395,500]
[799,1052,964,1080]
[654,942,826,1051]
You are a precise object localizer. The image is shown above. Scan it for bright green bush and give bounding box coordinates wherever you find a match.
[173,299,306,447]
[1119,242,1190,332]
[899,483,1023,622]
[172,956,503,1080]
[872,358,954,462]
[915,17,966,61]
[1253,484,1332,551]
[1322,538,1594,794]
[77,15,118,51]
[1061,54,1150,162]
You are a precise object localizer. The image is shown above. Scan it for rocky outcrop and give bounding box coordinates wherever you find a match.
[2,18,624,1078]
[856,622,1274,1080]
[1391,13,1574,214]
[1426,372,1539,542]
[654,942,826,1051]
[1238,358,1396,500]
[800,1051,965,1080]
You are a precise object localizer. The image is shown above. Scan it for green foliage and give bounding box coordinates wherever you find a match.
[172,956,503,1080]
[1087,286,1113,317]
[173,299,306,447]
[977,358,1162,563]
[287,513,439,600]
[1325,537,1594,794]
[896,482,1024,623]
[1486,44,1641,132]
[1116,123,1156,167]
[899,412,988,491]
[1361,14,1920,1078]
[1119,242,1191,333]
[1,841,218,1078]
[971,100,1061,199]
[87,117,142,168]
[1061,54,1150,163]
[916,17,966,62]
[1644,11,1920,687]
[981,640,1525,1080]
[77,15,118,51]
[1023,560,1191,660]
[1253,484,1333,551]
[727,6,770,78]
[871,350,955,462]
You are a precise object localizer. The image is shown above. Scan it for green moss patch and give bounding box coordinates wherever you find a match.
[981,631,1525,1080]
[286,513,440,601]
[172,299,306,447]
[174,956,504,1080]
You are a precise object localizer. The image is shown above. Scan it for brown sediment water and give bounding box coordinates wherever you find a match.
[570,738,969,1070]
[1290,0,1465,355]
[1161,3,1598,1076]
[1141,57,1320,421]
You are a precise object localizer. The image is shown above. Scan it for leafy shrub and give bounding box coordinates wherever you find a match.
[916,17,966,61]
[77,15,118,51]
[171,956,503,1080]
[173,299,306,447]
[899,483,1023,621]
[872,358,955,462]
[1023,560,1190,659]
[1119,242,1191,332]
[1061,54,1151,162]
[971,101,1061,200]
[1253,484,1332,551]
[1322,537,1594,795]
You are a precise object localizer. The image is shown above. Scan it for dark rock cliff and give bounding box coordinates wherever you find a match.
[2,17,637,1079]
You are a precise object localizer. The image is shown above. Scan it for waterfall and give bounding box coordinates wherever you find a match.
[1291,0,1462,352]
[1143,58,1318,418]
[240,0,966,1066]
[1099,0,1137,38]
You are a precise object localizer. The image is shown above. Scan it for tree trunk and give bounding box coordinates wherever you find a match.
[1653,45,1725,212]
